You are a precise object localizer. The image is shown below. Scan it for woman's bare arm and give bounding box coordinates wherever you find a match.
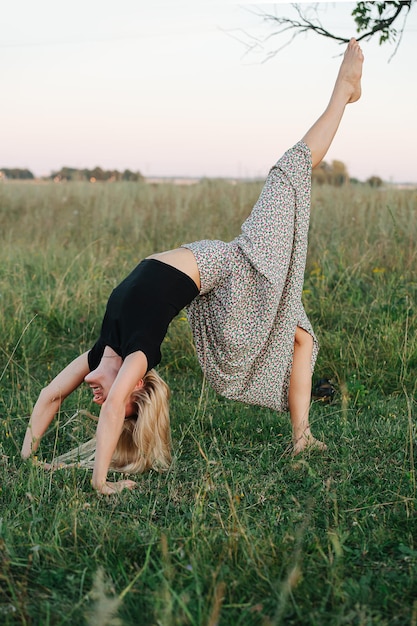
[91,350,148,495]
[21,352,90,458]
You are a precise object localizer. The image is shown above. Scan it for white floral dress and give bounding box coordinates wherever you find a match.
[182,141,318,412]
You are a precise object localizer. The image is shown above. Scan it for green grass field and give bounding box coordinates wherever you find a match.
[1,179,416,625]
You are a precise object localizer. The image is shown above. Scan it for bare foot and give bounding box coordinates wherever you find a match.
[334,38,364,105]
[292,434,327,456]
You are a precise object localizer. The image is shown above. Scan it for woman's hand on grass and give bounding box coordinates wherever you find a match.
[95,479,137,495]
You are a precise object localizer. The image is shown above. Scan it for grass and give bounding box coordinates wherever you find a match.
[0,178,416,625]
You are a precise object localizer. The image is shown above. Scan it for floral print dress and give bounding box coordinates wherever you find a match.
[182,141,318,412]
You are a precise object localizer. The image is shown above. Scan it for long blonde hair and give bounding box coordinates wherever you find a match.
[111,369,171,473]
[49,369,171,474]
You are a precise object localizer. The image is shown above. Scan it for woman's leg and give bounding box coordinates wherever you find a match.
[288,39,364,453]
[289,327,326,454]
[302,38,364,168]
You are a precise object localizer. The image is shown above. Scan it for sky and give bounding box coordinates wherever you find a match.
[1,1,417,183]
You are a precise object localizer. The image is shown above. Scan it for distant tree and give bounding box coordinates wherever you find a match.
[250,2,415,60]
[88,167,105,182]
[51,167,85,181]
[331,160,349,186]
[311,159,350,186]
[0,168,34,180]
[366,175,383,187]
[311,161,331,185]
[122,169,144,182]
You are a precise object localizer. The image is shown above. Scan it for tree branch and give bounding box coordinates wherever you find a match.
[254,1,415,57]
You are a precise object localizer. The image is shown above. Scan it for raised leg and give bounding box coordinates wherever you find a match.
[302,38,364,168]
[288,39,364,454]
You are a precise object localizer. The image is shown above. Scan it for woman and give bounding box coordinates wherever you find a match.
[21,39,364,495]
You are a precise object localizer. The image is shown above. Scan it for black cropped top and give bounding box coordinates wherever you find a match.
[88,259,199,371]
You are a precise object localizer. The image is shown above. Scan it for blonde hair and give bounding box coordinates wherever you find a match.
[111,369,171,473]
[49,369,171,474]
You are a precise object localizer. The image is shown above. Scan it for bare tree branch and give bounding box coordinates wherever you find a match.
[247,2,415,61]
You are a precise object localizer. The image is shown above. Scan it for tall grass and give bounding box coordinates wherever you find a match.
[0,179,416,625]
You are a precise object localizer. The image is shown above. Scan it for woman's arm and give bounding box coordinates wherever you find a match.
[21,352,90,458]
[91,350,148,495]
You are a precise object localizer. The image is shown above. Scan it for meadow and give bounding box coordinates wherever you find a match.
[0,177,416,625]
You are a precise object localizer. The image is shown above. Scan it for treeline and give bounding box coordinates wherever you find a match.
[312,159,383,187]
[0,166,144,182]
[49,166,144,182]
[1,162,384,187]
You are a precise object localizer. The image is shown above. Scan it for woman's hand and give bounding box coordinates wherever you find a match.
[95,479,137,495]
[92,351,148,492]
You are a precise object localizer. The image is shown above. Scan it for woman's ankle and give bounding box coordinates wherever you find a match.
[292,432,327,455]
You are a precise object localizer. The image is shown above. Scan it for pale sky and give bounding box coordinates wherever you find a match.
[1,2,416,182]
